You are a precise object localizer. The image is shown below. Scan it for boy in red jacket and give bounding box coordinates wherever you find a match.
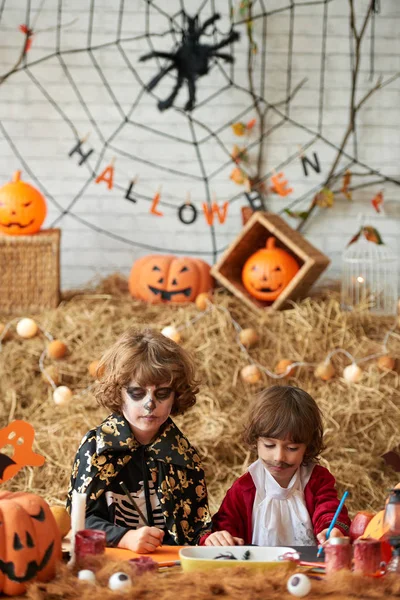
[201,386,350,547]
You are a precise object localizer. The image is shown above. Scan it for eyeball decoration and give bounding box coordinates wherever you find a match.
[287,573,311,597]
[77,569,96,584]
[108,572,132,592]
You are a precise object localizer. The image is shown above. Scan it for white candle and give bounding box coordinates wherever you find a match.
[68,490,87,566]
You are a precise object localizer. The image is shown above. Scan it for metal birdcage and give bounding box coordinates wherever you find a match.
[341,237,398,315]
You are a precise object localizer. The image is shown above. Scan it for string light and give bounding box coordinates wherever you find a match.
[172,298,398,382]
[0,296,398,400]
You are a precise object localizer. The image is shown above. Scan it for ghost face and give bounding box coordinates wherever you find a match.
[122,381,175,445]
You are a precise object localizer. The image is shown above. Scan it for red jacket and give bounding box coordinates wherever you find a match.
[200,465,350,545]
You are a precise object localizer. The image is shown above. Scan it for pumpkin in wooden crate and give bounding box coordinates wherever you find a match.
[129,255,213,303]
[241,237,300,302]
[0,171,47,236]
[0,491,62,596]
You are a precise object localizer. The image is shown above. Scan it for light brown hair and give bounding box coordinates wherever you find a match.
[243,385,325,463]
[95,327,199,415]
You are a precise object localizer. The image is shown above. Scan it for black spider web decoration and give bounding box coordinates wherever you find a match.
[0,0,399,263]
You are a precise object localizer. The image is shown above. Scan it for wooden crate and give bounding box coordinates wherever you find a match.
[211,212,330,312]
[0,229,60,313]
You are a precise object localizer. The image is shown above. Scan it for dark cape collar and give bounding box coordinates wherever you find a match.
[95,413,200,470]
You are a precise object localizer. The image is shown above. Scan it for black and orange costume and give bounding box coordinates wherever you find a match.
[66,414,211,546]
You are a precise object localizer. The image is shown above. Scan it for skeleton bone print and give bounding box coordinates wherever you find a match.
[106,481,165,529]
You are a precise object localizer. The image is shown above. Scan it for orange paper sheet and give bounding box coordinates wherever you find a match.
[105,546,183,563]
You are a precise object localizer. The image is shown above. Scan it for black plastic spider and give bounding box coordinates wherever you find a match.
[214,550,251,561]
[139,12,240,112]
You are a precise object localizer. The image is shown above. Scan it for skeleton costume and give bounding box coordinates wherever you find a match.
[66,414,212,547]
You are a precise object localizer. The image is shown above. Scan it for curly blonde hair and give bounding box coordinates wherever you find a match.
[242,385,325,464]
[95,327,199,416]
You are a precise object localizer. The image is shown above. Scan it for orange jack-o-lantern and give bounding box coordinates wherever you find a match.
[242,237,300,302]
[129,255,213,303]
[0,171,47,236]
[0,491,62,596]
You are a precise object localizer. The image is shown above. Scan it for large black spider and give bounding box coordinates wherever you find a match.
[139,12,240,112]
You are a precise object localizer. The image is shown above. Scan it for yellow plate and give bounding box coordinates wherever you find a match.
[179,546,298,573]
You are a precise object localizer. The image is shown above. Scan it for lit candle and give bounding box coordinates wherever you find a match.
[68,490,87,566]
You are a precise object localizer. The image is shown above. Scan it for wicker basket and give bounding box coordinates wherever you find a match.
[0,229,60,314]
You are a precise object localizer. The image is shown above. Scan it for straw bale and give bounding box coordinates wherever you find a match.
[0,275,399,515]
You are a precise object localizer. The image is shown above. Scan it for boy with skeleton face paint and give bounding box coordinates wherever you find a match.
[66,328,211,553]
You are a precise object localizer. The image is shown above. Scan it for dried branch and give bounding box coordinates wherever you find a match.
[0,28,32,85]
[242,2,306,203]
[295,0,394,232]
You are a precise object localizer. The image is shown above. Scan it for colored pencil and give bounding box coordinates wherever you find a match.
[317,490,349,557]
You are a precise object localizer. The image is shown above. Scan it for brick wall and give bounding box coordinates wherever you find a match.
[0,0,398,290]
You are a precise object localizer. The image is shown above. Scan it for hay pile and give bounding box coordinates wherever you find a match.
[0,275,399,515]
[26,557,400,600]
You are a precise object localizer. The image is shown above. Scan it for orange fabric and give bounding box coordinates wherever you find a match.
[105,546,182,562]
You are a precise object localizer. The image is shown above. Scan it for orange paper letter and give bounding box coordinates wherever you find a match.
[95,164,114,189]
[202,202,229,225]
[270,172,293,196]
[150,191,163,216]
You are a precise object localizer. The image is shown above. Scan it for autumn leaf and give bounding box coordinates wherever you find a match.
[231,145,249,163]
[347,226,384,247]
[230,167,248,185]
[371,191,383,213]
[231,122,246,136]
[246,118,256,130]
[284,208,310,220]
[314,187,334,208]
[341,170,352,200]
[363,226,384,244]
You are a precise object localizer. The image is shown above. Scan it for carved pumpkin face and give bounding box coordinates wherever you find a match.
[129,255,213,303]
[242,237,300,302]
[0,171,47,236]
[0,491,62,596]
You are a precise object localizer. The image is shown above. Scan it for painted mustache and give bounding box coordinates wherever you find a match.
[266,461,292,469]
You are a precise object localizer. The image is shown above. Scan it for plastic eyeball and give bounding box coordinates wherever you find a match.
[287,574,311,597]
[77,569,96,584]
[108,572,132,592]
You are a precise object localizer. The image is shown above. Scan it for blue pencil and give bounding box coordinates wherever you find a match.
[317,490,349,558]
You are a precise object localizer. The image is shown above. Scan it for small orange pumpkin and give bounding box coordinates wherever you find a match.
[0,171,47,236]
[0,491,62,596]
[129,255,213,303]
[242,237,300,302]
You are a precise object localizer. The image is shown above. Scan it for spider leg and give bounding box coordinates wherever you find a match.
[158,74,184,111]
[139,51,176,62]
[209,30,240,52]
[200,13,221,34]
[184,74,196,112]
[213,51,234,63]
[145,63,176,92]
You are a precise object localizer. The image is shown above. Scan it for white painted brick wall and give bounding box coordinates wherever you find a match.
[0,0,398,289]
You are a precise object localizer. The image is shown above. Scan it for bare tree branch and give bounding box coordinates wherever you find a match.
[297,0,384,232]
[0,29,31,85]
